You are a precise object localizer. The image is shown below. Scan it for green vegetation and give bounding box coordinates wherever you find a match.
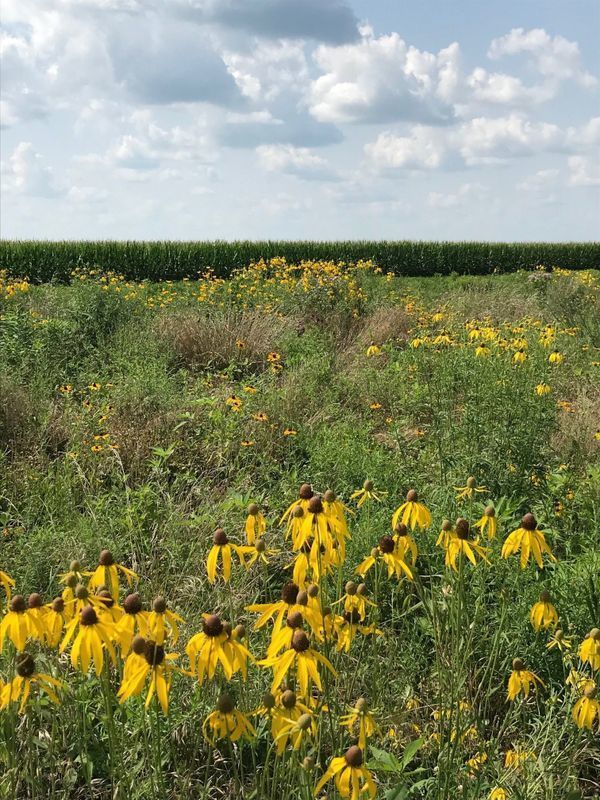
[1,239,599,282]
[1,260,599,800]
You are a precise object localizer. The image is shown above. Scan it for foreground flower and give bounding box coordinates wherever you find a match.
[280,483,314,525]
[530,590,558,632]
[340,698,380,750]
[257,690,317,754]
[60,606,116,675]
[546,628,571,652]
[549,350,564,364]
[507,658,544,701]
[203,694,256,743]
[0,653,63,713]
[392,489,431,531]
[474,505,497,539]
[314,745,376,799]
[117,638,178,714]
[0,569,15,603]
[333,581,375,622]
[579,628,600,670]
[44,597,68,647]
[444,519,490,571]
[260,630,336,696]
[356,536,413,581]
[489,789,508,800]
[147,596,184,645]
[436,519,454,550]
[186,614,253,683]
[501,514,556,569]
[572,684,599,730]
[334,611,382,653]
[245,503,266,545]
[115,593,150,652]
[245,539,280,568]
[535,383,552,396]
[246,581,321,637]
[454,477,487,502]
[0,595,43,652]
[392,523,418,565]
[206,528,250,583]
[350,480,387,508]
[87,550,137,601]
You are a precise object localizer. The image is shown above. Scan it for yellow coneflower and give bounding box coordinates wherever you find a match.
[245,539,280,568]
[474,505,497,539]
[257,690,317,754]
[203,694,256,743]
[323,489,353,537]
[530,590,558,632]
[340,698,380,750]
[117,638,179,714]
[87,550,137,601]
[393,522,418,565]
[454,476,487,501]
[546,628,571,652]
[206,528,250,583]
[572,684,599,730]
[350,479,387,508]
[356,536,413,581]
[276,710,315,751]
[334,610,382,653]
[332,581,375,622]
[535,383,552,396]
[507,658,544,701]
[252,411,269,422]
[246,581,321,637]
[283,428,297,436]
[475,344,491,358]
[0,595,43,652]
[489,788,507,800]
[366,344,382,357]
[60,605,116,675]
[315,746,376,800]
[512,349,527,364]
[0,653,63,713]
[501,513,556,569]
[245,503,267,545]
[436,519,455,550]
[280,483,314,527]
[43,597,68,647]
[549,350,564,364]
[444,519,490,571]
[0,569,15,602]
[147,596,184,645]
[26,593,48,635]
[504,747,536,767]
[259,630,336,696]
[392,489,431,530]
[579,628,600,670]
[186,615,253,683]
[114,593,150,652]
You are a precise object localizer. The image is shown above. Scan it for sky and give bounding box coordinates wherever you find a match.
[1,0,599,241]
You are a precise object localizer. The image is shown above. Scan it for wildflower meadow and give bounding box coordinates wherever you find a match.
[0,258,599,800]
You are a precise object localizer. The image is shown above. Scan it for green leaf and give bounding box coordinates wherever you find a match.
[402,738,424,768]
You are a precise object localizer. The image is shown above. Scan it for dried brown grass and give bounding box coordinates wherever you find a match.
[0,378,34,457]
[551,386,600,463]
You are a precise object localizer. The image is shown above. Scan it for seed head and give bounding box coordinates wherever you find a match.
[323,489,336,503]
[234,624,246,640]
[554,629,564,641]
[70,560,82,572]
[287,611,304,629]
[99,549,115,566]
[281,689,297,709]
[217,694,234,714]
[455,518,470,539]
[16,653,36,678]
[80,606,98,626]
[291,630,310,652]
[521,513,537,531]
[123,593,143,615]
[52,597,65,613]
[293,505,304,519]
[512,658,525,671]
[132,635,147,654]
[302,756,314,771]
[299,483,313,500]
[466,476,477,489]
[355,697,368,712]
[222,621,233,637]
[255,539,266,553]
[363,479,374,491]
[484,505,495,517]
[307,496,323,515]
[378,535,395,554]
[10,595,26,613]
[75,584,89,600]
[262,691,276,709]
[539,590,552,604]
[356,583,367,596]
[394,522,408,537]
[370,547,379,558]
[307,584,319,598]
[153,596,167,613]
[441,519,452,532]
[203,614,224,637]
[247,503,260,516]
[144,640,165,667]
[28,593,43,609]
[589,628,600,641]
[297,713,312,731]
[213,528,228,546]
[345,581,357,595]
[406,489,418,502]
[584,684,597,699]
[66,573,79,588]
[344,746,363,767]
[281,581,299,605]
[296,589,308,607]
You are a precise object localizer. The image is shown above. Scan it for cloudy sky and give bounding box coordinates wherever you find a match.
[1,0,599,240]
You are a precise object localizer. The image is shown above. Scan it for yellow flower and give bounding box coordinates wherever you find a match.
[504,747,536,768]
[267,351,281,363]
[489,788,508,800]
[0,570,15,603]
[549,350,564,364]
[392,489,431,530]
[245,503,267,545]
[60,605,116,675]
[246,581,321,637]
[333,611,382,653]
[454,476,487,501]
[43,597,69,647]
[529,591,558,631]
[240,439,255,447]
[186,614,254,683]
[579,628,600,670]
[535,383,551,396]
[366,344,382,357]
[275,708,316,752]
[0,653,63,713]
[245,539,280,568]
[546,628,571,652]
[436,520,455,550]
[369,402,382,410]
[280,483,314,526]
[356,536,413,581]
[393,523,418,565]
[283,428,297,436]
[147,597,184,645]
[0,595,44,652]
[206,528,250,583]
[114,593,150,652]
[444,519,490,571]
[259,630,336,696]
[117,638,179,714]
[314,746,376,800]
[252,411,269,422]
[572,685,599,730]
[475,344,490,358]
[86,549,137,601]
[350,479,387,508]
[203,694,256,743]
[88,382,101,391]
[512,349,527,364]
[339,698,380,750]
[507,658,544,701]
[243,385,257,394]
[501,513,556,569]
[333,581,376,622]
[474,505,497,539]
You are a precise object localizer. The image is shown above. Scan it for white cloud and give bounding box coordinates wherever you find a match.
[517,169,560,193]
[458,114,565,164]
[428,182,487,208]
[1,142,64,197]
[365,127,447,170]
[466,67,554,105]
[308,29,460,124]
[568,156,600,187]
[256,144,338,180]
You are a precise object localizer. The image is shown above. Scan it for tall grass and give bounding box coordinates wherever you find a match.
[1,240,598,282]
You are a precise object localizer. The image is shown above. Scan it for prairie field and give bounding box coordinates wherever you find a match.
[0,259,599,800]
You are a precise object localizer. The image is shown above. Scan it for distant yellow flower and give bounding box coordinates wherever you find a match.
[530,590,558,632]
[504,747,536,768]
[512,349,527,364]
[350,479,387,508]
[501,513,556,569]
[60,606,116,676]
[392,523,418,565]
[572,685,599,730]
[0,653,63,713]
[245,503,267,545]
[507,658,544,701]
[392,489,431,530]
[549,351,564,364]
[245,539,280,568]
[87,549,137,601]
[333,611,382,653]
[259,631,336,696]
[535,383,551,396]
[283,428,297,436]
[366,344,382,357]
[203,694,256,743]
[147,597,184,645]
[206,529,250,583]
[243,386,257,394]
[546,628,571,652]
[369,402,382,410]
[315,746,376,800]
[444,519,490,571]
[474,505,497,539]
[489,788,508,800]
[339,698,380,750]
[0,569,15,602]
[240,440,255,447]
[454,476,487,501]
[252,411,269,422]
[356,536,413,581]
[475,344,491,358]
[579,628,600,670]
[0,595,43,652]
[88,382,101,391]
